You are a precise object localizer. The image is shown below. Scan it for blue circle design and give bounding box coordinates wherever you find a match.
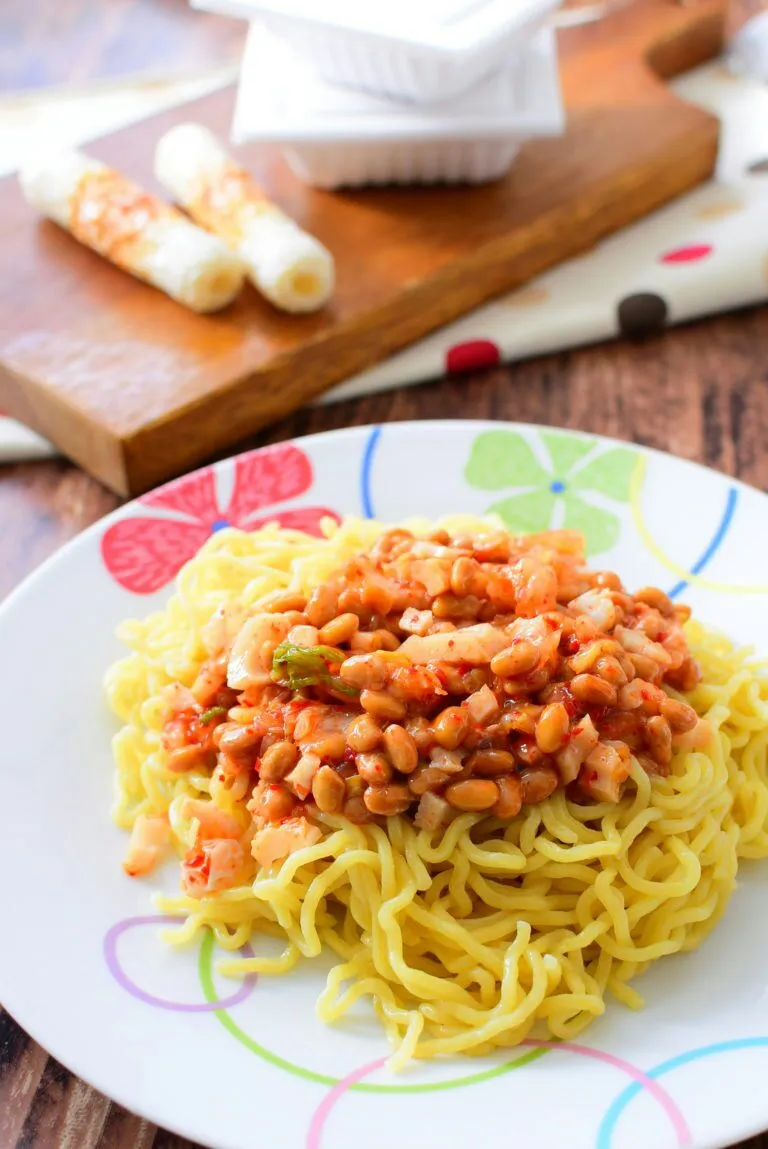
[360,426,382,519]
[666,486,738,599]
[597,1037,768,1149]
[550,479,566,494]
[211,518,230,532]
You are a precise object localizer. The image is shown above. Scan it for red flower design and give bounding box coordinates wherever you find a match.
[102,443,339,594]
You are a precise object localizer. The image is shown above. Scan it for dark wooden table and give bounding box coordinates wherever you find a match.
[2,1,768,1147]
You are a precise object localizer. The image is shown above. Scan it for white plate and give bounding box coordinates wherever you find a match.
[1,420,768,1149]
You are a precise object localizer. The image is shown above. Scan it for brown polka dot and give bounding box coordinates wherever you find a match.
[747,158,768,174]
[617,292,668,339]
[695,200,744,220]
[499,286,550,308]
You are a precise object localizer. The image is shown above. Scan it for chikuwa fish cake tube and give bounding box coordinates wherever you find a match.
[154,123,335,314]
[19,148,246,313]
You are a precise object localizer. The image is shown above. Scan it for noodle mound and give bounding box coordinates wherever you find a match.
[106,517,768,1065]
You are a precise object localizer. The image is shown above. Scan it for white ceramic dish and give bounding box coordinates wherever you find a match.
[194,0,562,103]
[232,26,564,187]
[2,419,768,1149]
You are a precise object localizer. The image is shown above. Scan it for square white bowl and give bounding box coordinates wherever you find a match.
[232,25,565,188]
[194,0,562,103]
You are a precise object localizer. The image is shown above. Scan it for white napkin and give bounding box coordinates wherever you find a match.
[1,54,766,461]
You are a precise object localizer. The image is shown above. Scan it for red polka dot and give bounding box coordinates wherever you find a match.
[445,339,501,374]
[660,244,713,265]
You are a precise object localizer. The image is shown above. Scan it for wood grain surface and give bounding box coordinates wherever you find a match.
[0,0,727,496]
[2,1,768,1147]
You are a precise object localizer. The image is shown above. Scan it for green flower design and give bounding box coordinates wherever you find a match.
[464,430,638,555]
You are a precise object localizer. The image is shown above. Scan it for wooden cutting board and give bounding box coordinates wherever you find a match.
[0,0,727,496]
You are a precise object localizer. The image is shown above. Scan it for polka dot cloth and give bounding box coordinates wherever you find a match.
[659,244,714,264]
[695,201,744,220]
[616,293,669,339]
[445,340,501,374]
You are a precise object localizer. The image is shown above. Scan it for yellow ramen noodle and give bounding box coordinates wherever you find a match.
[106,517,768,1066]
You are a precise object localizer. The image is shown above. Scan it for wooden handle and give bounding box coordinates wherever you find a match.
[562,0,726,98]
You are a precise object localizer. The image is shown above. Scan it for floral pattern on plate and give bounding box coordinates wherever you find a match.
[101,443,339,593]
[465,429,637,555]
